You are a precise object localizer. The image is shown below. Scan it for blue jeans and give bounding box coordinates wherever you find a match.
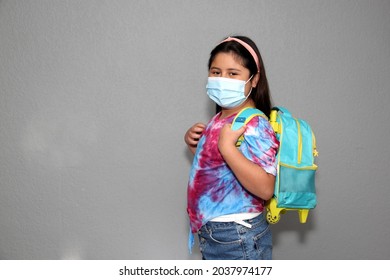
[198,213,272,260]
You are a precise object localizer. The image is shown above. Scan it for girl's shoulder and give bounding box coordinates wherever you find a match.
[245,115,276,138]
[246,114,271,128]
[244,116,279,149]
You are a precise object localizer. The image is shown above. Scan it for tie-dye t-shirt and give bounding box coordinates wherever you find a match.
[187,112,279,237]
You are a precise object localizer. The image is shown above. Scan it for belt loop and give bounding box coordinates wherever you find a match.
[235,220,253,228]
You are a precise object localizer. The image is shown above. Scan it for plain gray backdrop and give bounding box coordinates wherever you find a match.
[1,0,389,259]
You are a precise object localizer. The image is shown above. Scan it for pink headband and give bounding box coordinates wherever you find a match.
[220,37,260,73]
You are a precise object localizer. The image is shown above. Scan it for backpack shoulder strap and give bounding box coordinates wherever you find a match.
[231,107,266,131]
[231,107,266,147]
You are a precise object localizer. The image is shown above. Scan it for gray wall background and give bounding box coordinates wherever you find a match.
[1,0,389,260]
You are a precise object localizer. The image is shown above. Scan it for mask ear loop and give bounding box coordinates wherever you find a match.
[245,75,254,85]
[243,75,254,100]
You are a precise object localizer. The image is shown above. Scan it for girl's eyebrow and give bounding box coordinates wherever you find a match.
[210,66,242,72]
[227,68,242,72]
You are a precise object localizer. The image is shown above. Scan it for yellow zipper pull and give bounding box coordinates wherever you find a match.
[312,132,319,157]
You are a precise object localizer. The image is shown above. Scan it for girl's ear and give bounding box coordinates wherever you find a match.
[251,72,260,88]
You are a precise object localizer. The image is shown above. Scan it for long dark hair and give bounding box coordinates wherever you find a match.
[208,36,272,117]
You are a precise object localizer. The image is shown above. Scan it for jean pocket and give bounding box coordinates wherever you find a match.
[199,226,244,260]
[208,227,242,245]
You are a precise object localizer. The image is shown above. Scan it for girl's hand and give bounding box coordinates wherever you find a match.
[218,124,246,155]
[184,123,206,154]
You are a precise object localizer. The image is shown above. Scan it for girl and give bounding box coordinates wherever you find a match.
[185,36,279,260]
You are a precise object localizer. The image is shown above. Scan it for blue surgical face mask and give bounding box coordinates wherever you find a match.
[206,76,253,109]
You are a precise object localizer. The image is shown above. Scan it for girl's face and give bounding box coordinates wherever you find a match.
[208,52,257,96]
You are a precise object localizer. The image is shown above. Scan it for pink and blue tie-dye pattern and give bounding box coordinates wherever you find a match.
[187,112,279,242]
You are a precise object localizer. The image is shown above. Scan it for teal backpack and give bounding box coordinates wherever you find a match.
[232,106,318,224]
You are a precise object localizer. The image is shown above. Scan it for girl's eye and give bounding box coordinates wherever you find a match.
[210,71,220,75]
[229,72,238,76]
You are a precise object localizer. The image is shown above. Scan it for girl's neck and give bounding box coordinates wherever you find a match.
[219,99,255,119]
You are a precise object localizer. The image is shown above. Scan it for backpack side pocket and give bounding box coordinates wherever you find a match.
[277,163,317,209]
